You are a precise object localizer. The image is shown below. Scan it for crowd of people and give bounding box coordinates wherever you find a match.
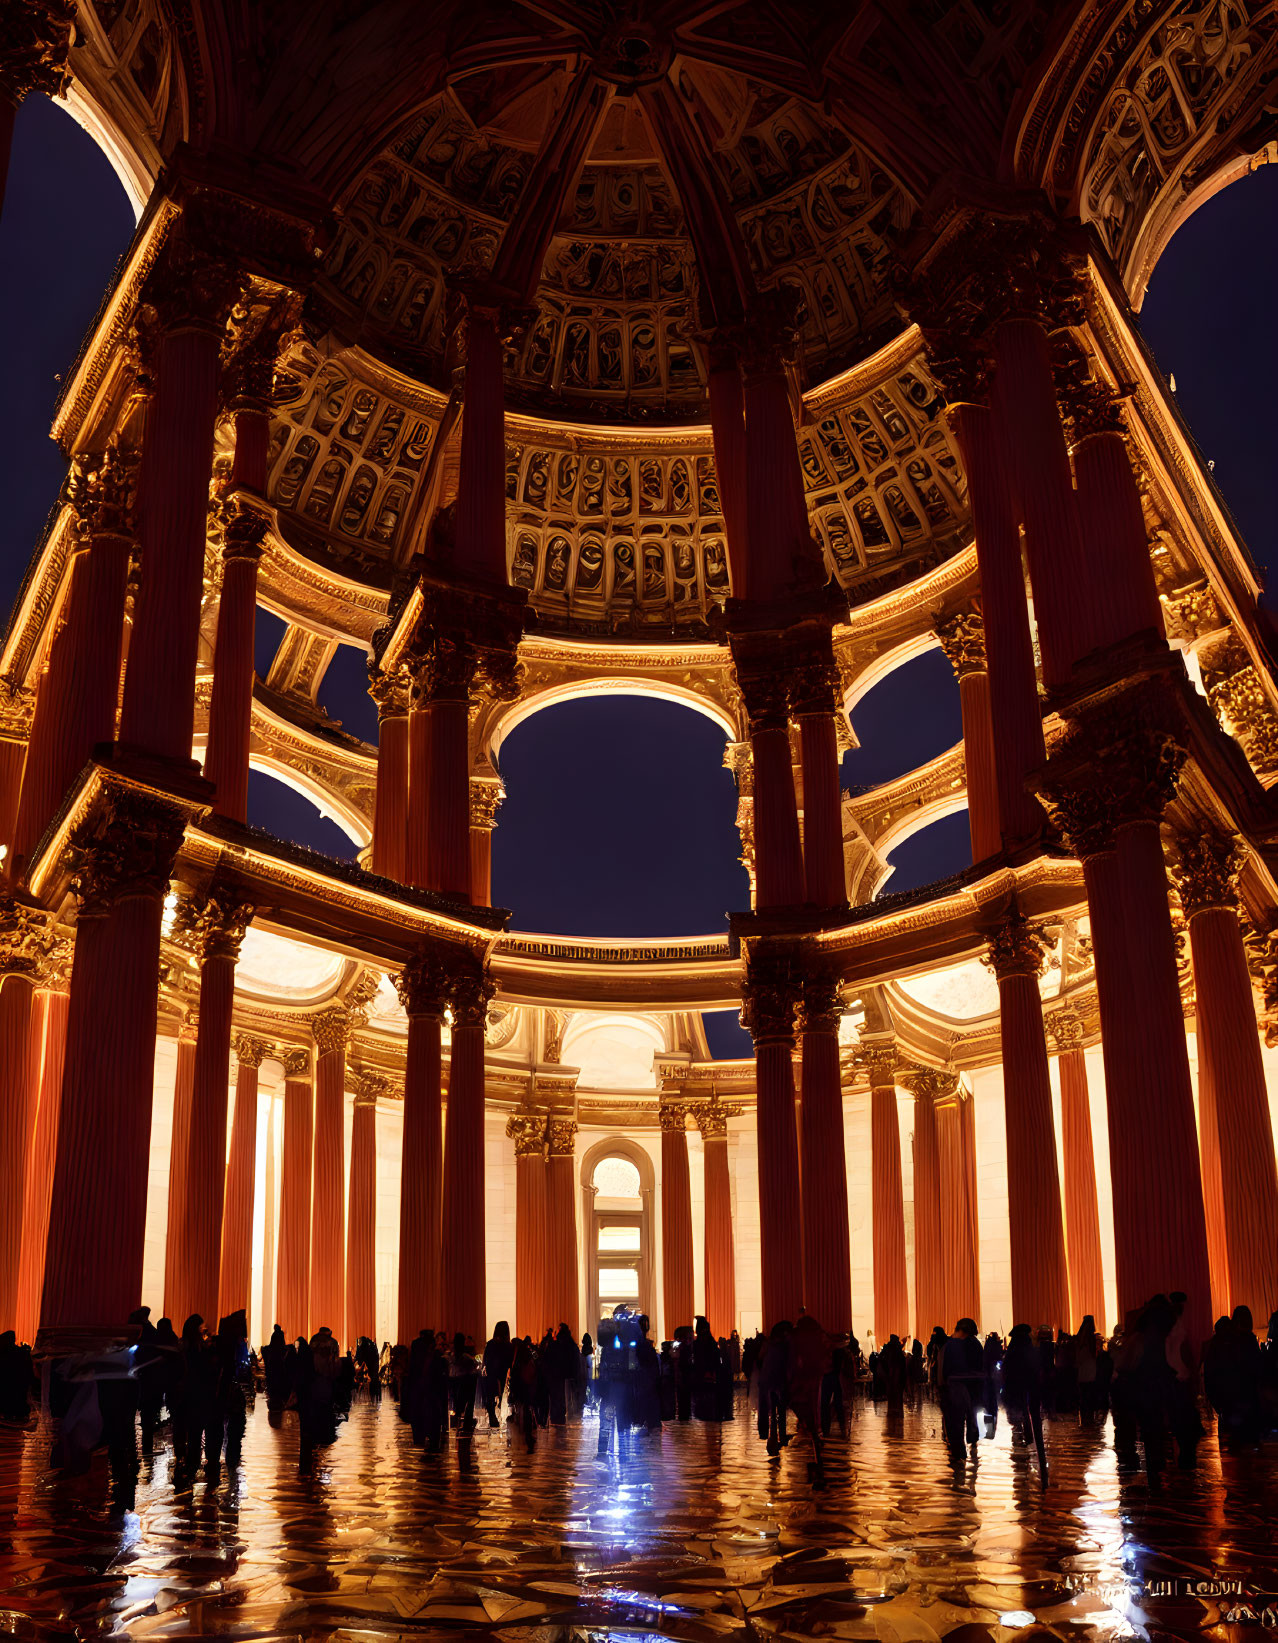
[3,1294,1278,1500]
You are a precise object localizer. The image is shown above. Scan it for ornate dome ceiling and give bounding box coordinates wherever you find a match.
[320,58,911,420]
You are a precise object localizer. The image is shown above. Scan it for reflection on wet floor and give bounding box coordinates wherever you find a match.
[3,1394,1278,1639]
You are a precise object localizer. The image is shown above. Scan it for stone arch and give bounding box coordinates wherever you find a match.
[579,1134,656,1331]
[841,629,945,713]
[246,754,371,848]
[485,676,738,766]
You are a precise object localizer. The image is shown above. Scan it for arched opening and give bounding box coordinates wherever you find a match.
[246,766,363,860]
[3,96,132,617]
[844,646,962,788]
[492,695,749,936]
[1140,164,1278,566]
[878,809,972,898]
[317,641,379,743]
[580,1137,655,1332]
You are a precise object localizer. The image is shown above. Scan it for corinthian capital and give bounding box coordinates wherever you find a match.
[312,1005,352,1057]
[368,665,411,722]
[982,913,1051,981]
[934,609,986,679]
[66,443,140,545]
[1044,1010,1085,1052]
[449,956,497,1030]
[0,1,75,102]
[0,900,58,981]
[393,948,451,1019]
[506,1112,546,1158]
[233,1034,272,1070]
[798,970,845,1035]
[67,791,187,917]
[898,1065,961,1104]
[1167,831,1242,919]
[281,1047,311,1078]
[142,219,248,339]
[171,886,255,964]
[212,492,271,562]
[658,1102,687,1134]
[547,1116,578,1156]
[739,947,802,1045]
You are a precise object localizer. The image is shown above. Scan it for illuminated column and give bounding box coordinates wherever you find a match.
[408,657,470,899]
[741,954,804,1327]
[12,446,137,872]
[15,975,70,1343]
[42,790,187,1333]
[985,914,1070,1329]
[738,315,817,606]
[795,656,848,909]
[178,890,254,1326]
[992,318,1091,687]
[469,781,503,908]
[546,1117,579,1337]
[346,1070,382,1347]
[903,1072,944,1338]
[948,403,1045,845]
[1046,1011,1106,1331]
[660,1103,695,1338]
[935,611,1001,863]
[276,1048,313,1341]
[310,1007,350,1340]
[451,289,511,586]
[405,693,431,888]
[0,910,42,1329]
[203,498,269,823]
[119,230,244,763]
[164,1022,198,1321]
[441,958,494,1344]
[218,1034,270,1327]
[797,973,853,1333]
[1071,421,1165,654]
[697,1099,738,1339]
[862,1041,909,1342]
[1041,712,1212,1347]
[394,951,448,1342]
[508,1111,549,1340]
[370,669,410,882]
[1170,834,1278,1326]
[739,675,804,908]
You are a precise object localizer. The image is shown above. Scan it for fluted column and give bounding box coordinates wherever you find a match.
[1071,423,1165,655]
[310,1007,350,1341]
[203,497,269,822]
[903,1072,944,1339]
[441,958,494,1344]
[696,1099,739,1338]
[450,289,512,586]
[276,1048,313,1341]
[164,1023,198,1320]
[469,781,503,908]
[660,1103,695,1338]
[119,230,244,762]
[734,660,805,909]
[509,1111,549,1340]
[935,611,1001,862]
[0,688,33,871]
[861,1041,909,1341]
[15,978,70,1343]
[986,913,1070,1329]
[1041,712,1212,1348]
[797,972,853,1333]
[177,890,254,1325]
[1171,834,1278,1326]
[42,790,187,1333]
[407,656,471,899]
[12,446,137,872]
[0,910,44,1330]
[546,1116,579,1336]
[346,1070,383,1347]
[370,669,410,882]
[1046,1011,1106,1331]
[741,952,804,1327]
[795,660,848,910]
[395,951,448,1341]
[218,1034,270,1326]
[992,318,1090,686]
[948,404,1045,845]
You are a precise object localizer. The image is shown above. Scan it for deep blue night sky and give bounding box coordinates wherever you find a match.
[3,96,1276,1014]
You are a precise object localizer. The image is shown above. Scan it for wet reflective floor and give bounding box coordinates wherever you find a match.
[3,1395,1278,1640]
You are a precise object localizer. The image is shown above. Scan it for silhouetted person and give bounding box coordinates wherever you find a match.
[482,1322,513,1428]
[758,1322,791,1455]
[406,1330,447,1453]
[1002,1323,1047,1482]
[880,1334,907,1415]
[789,1314,832,1486]
[0,1330,33,1424]
[981,1331,1001,1436]
[509,1336,539,1451]
[263,1325,292,1422]
[1075,1315,1100,1425]
[692,1318,721,1421]
[580,1332,595,1407]
[450,1332,478,1432]
[355,1336,381,1401]
[938,1318,984,1462]
[673,1325,694,1420]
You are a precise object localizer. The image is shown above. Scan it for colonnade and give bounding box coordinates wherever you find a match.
[2,180,1277,1364]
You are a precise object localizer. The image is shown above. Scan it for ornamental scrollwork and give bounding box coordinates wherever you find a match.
[898,1065,962,1104]
[546,1116,577,1156]
[312,1005,353,1057]
[658,1102,688,1134]
[170,887,255,964]
[350,1066,390,1106]
[0,900,59,981]
[281,1047,311,1078]
[1044,1010,1086,1052]
[934,609,986,679]
[506,1112,546,1158]
[66,443,140,544]
[0,1,75,103]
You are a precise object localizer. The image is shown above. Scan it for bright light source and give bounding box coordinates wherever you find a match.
[1000,1612,1037,1628]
